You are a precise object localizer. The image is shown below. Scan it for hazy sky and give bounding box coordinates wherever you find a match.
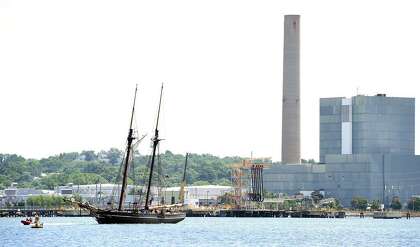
[1,0,420,161]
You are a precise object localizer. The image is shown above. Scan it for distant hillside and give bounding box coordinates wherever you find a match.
[0,150,243,190]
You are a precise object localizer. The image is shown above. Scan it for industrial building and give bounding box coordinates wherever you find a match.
[265,94,420,207]
[264,15,420,207]
[55,183,232,208]
[320,95,414,163]
[161,185,233,207]
[0,184,54,207]
[56,183,158,208]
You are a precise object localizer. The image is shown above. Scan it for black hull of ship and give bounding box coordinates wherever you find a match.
[94,210,186,224]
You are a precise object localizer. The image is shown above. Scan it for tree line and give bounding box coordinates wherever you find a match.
[351,196,420,211]
[0,150,243,190]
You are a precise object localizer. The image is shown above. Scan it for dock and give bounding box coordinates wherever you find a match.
[186,209,346,218]
[0,208,91,217]
[373,211,402,219]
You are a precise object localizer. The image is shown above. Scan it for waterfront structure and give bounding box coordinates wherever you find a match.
[265,94,420,207]
[56,183,158,207]
[161,185,233,207]
[55,184,232,208]
[0,185,54,207]
[57,183,119,204]
[282,15,301,164]
[57,183,117,199]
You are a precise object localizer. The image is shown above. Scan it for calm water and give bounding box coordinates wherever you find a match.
[1,217,420,247]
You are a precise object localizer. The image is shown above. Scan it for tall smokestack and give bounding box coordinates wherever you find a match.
[282,15,300,164]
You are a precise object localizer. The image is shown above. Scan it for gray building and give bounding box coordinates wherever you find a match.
[265,94,420,207]
[0,186,54,207]
[320,95,415,162]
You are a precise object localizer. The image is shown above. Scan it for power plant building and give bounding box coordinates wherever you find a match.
[268,14,419,207]
[320,95,415,162]
[265,94,420,207]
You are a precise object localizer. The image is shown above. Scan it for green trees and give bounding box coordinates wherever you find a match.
[351,196,368,210]
[133,151,240,187]
[407,198,420,211]
[58,152,79,161]
[310,190,324,204]
[26,195,67,208]
[0,150,242,189]
[263,190,276,198]
[80,150,97,161]
[327,199,341,209]
[0,175,11,190]
[391,196,402,210]
[282,200,298,210]
[105,148,123,165]
[0,154,31,187]
[370,200,381,210]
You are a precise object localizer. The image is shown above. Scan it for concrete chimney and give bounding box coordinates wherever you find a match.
[282,15,300,164]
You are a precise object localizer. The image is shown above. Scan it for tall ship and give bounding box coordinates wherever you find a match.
[74,85,186,224]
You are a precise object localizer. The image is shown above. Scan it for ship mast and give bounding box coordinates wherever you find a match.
[144,84,163,210]
[118,85,138,211]
[179,153,188,204]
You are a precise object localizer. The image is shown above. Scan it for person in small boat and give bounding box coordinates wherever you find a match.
[30,213,43,228]
[34,214,39,223]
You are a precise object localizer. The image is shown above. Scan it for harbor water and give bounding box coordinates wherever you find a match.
[2,217,420,246]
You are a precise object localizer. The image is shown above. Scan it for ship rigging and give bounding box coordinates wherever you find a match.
[72,84,186,224]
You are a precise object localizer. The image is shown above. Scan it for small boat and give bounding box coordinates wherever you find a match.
[373,211,402,219]
[21,218,32,225]
[31,223,43,228]
[31,214,43,228]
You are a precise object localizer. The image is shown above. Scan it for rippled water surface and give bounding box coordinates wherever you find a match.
[2,217,420,246]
